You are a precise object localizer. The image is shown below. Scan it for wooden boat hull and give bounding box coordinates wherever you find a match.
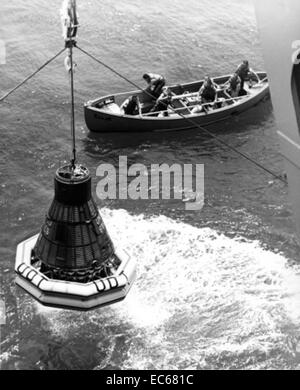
[84,72,269,133]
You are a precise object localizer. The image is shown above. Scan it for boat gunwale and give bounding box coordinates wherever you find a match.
[84,72,268,122]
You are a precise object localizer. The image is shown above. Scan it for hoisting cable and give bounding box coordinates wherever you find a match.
[61,0,80,169]
[76,45,288,186]
[68,43,76,169]
[0,48,66,103]
[76,45,148,96]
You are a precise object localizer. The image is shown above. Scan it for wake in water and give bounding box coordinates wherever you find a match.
[2,209,300,370]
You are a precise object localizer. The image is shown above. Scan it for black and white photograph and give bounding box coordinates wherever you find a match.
[1,0,300,373]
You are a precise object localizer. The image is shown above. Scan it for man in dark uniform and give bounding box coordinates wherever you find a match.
[121,95,141,115]
[150,87,173,116]
[199,77,218,103]
[143,73,166,99]
[235,60,250,92]
[224,73,242,98]
[235,60,259,93]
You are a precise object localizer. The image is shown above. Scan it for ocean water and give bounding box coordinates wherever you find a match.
[1,0,300,370]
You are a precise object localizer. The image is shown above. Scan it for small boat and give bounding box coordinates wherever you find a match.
[84,72,269,133]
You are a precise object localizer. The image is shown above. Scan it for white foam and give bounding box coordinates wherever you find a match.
[33,208,300,369]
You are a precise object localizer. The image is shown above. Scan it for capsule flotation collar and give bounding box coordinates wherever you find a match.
[15,234,136,311]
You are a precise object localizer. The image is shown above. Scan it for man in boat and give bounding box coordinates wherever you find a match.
[198,76,218,111]
[223,73,242,98]
[120,95,141,115]
[149,87,174,116]
[143,73,166,99]
[199,77,218,102]
[190,77,218,114]
[235,60,260,94]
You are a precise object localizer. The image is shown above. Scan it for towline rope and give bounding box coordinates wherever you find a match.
[76,45,288,186]
[0,48,66,103]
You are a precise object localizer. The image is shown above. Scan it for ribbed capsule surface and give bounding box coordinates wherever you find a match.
[33,165,115,273]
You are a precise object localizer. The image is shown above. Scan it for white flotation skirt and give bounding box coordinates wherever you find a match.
[15,234,136,311]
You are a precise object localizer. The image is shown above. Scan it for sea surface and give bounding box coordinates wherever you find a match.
[1,0,300,370]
